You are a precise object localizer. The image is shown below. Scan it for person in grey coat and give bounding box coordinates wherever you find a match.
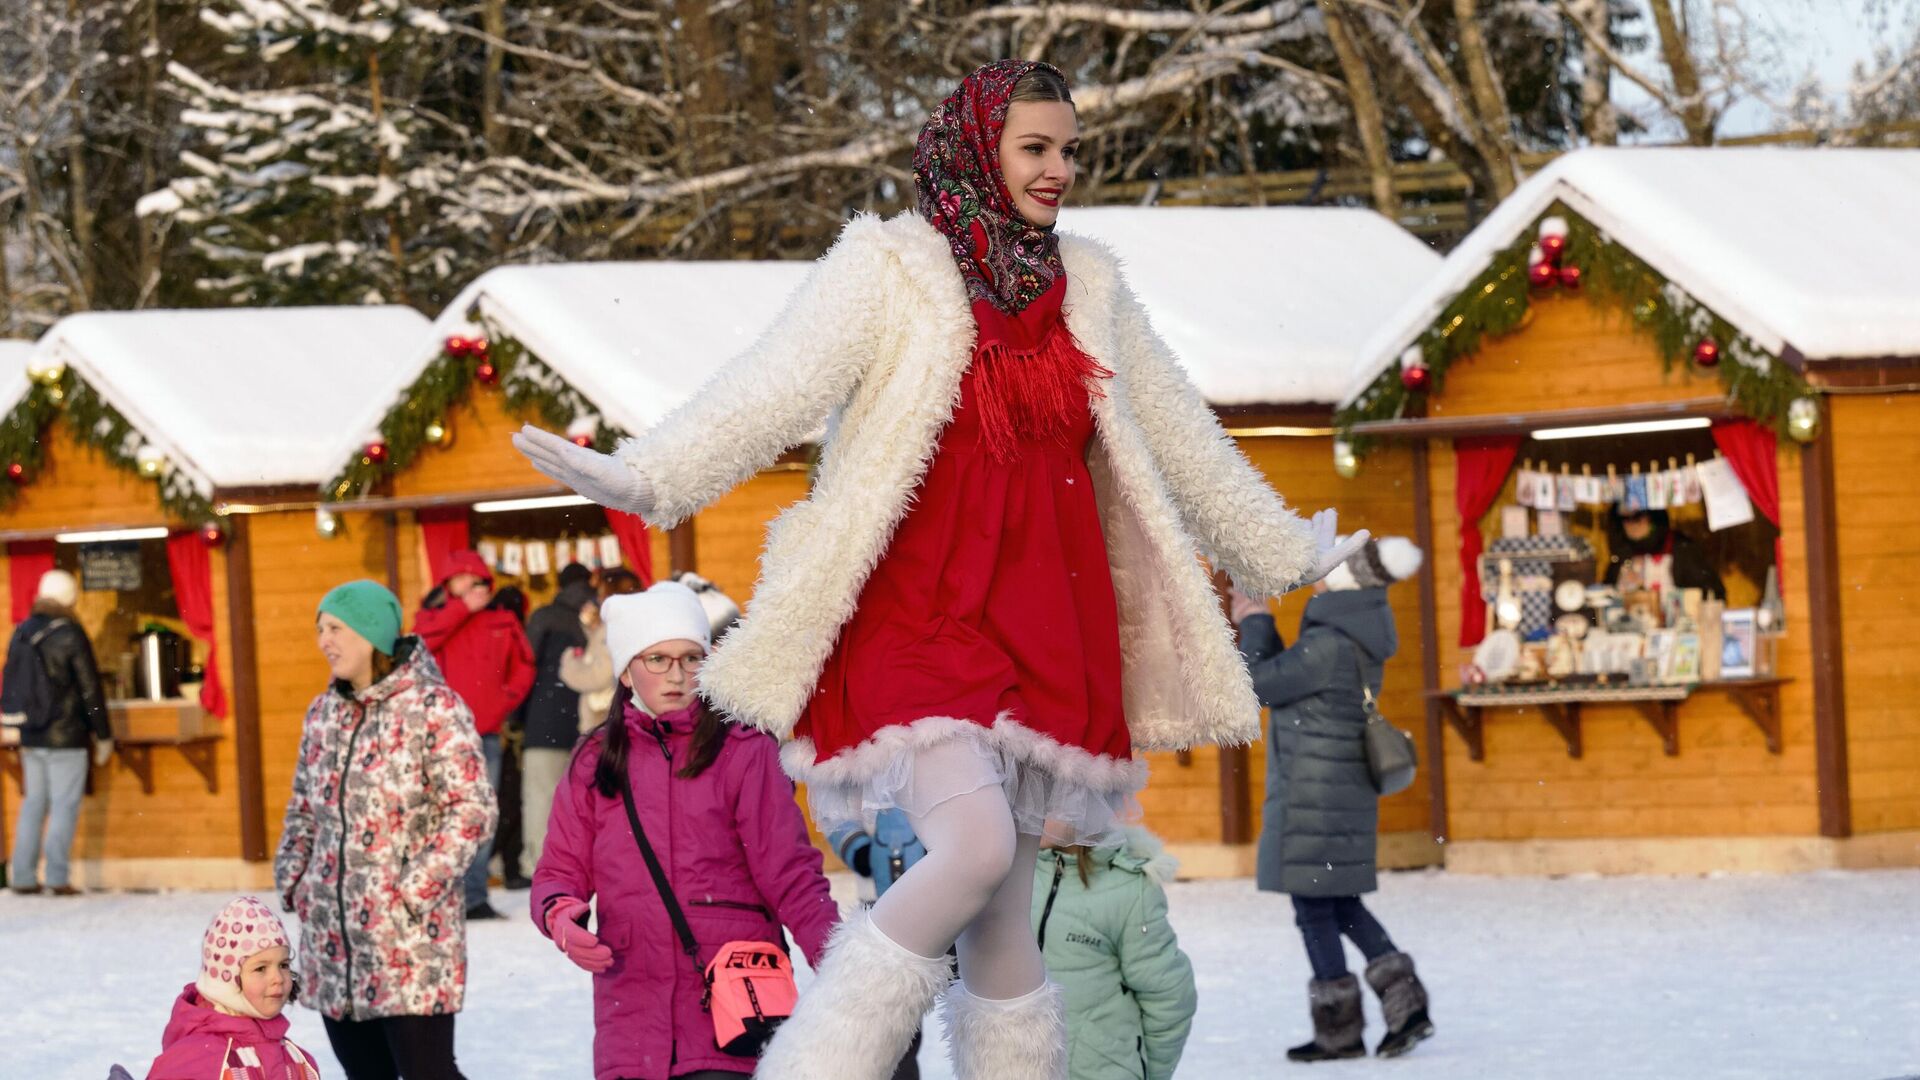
[1231,535,1434,1063]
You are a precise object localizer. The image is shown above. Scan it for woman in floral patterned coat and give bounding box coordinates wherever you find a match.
[275,580,497,1080]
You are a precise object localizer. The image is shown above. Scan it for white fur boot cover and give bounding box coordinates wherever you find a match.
[755,908,952,1080]
[939,980,1068,1080]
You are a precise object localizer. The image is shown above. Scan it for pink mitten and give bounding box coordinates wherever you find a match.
[546,897,614,974]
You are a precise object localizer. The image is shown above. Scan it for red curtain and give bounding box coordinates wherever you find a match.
[419,507,472,586]
[166,531,228,719]
[606,510,655,587]
[8,541,57,624]
[1455,436,1524,648]
[1711,419,1785,587]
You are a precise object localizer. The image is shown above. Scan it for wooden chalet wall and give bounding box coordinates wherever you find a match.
[0,422,248,884]
[1421,298,1822,864]
[1830,392,1920,841]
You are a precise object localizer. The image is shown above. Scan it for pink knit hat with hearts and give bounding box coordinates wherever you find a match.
[195,896,291,1018]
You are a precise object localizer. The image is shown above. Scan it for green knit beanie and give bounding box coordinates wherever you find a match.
[317,580,404,656]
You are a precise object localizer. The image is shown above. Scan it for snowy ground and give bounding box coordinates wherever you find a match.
[5,869,1918,1079]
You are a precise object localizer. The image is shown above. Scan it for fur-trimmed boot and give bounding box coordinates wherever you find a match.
[939,980,1068,1080]
[755,909,953,1080]
[1365,951,1435,1058]
[1286,975,1366,1062]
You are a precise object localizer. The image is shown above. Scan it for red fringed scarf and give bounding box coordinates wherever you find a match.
[913,60,1110,462]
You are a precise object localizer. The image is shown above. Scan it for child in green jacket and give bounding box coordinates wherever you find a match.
[1032,826,1197,1080]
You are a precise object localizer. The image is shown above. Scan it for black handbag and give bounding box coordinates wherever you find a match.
[1353,647,1418,796]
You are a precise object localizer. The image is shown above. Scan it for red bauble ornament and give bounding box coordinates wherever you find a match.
[1557,264,1582,290]
[571,433,595,449]
[1400,363,1432,393]
[6,462,26,485]
[198,521,226,548]
[365,440,390,464]
[444,335,472,357]
[1528,260,1559,289]
[1692,339,1721,368]
[1538,232,1567,261]
[475,362,498,386]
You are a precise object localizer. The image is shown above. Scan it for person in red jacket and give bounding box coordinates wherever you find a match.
[415,550,536,920]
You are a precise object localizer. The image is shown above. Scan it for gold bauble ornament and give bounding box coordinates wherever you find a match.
[425,420,451,447]
[1333,439,1362,479]
[1786,397,1821,444]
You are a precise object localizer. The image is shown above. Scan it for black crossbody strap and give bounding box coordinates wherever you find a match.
[617,776,701,963]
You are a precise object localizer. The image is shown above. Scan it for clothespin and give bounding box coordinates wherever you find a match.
[1630,462,1640,476]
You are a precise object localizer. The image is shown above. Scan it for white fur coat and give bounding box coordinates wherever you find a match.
[617,212,1316,772]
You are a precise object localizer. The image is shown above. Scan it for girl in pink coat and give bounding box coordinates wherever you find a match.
[531,581,839,1080]
[146,896,323,1079]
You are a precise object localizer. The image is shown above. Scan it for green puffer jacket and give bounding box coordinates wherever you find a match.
[1031,829,1197,1080]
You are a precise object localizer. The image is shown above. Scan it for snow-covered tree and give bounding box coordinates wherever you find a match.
[140,0,484,308]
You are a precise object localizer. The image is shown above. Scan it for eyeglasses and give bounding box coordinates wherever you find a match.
[638,652,705,675]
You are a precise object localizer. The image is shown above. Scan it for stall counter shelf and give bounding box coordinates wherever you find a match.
[1428,678,1790,760]
[108,698,221,794]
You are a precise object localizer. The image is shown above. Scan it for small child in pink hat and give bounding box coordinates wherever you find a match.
[146,896,322,1079]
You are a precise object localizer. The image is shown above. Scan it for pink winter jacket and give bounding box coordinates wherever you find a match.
[531,698,839,1080]
[145,986,321,1079]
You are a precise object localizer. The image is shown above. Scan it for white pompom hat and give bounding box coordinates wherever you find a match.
[1325,536,1424,592]
[602,581,712,676]
[36,569,79,609]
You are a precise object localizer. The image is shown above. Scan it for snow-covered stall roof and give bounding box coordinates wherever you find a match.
[390,261,815,441]
[1343,147,1920,404]
[30,307,430,492]
[0,339,34,415]
[1062,206,1440,405]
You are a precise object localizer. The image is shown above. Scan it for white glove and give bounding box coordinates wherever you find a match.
[93,738,115,767]
[512,425,655,515]
[1296,509,1370,588]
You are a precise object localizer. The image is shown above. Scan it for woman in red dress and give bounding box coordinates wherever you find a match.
[516,61,1362,1080]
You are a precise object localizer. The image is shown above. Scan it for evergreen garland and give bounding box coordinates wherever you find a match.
[1334,204,1815,456]
[325,318,625,499]
[0,369,217,523]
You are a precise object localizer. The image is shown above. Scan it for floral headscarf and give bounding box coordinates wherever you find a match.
[913,60,1108,460]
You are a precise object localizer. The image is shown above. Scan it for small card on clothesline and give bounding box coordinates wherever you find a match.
[1515,470,1536,508]
[501,542,525,576]
[477,541,500,572]
[1695,457,1755,532]
[1557,476,1577,512]
[599,534,624,569]
[526,540,553,576]
[1500,505,1531,539]
[1646,470,1670,511]
[575,536,600,570]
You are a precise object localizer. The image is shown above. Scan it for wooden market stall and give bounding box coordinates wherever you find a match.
[0,307,429,890]
[1335,147,1920,875]
[324,260,815,616]
[1064,207,1442,873]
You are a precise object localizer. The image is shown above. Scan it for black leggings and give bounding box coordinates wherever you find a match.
[323,1014,466,1080]
[1291,895,1397,981]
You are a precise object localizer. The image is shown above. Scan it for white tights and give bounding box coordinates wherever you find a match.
[865,744,1047,1001]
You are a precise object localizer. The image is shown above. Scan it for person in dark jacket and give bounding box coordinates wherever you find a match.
[1232,535,1434,1063]
[414,549,535,920]
[520,563,599,878]
[1603,508,1726,600]
[7,570,112,895]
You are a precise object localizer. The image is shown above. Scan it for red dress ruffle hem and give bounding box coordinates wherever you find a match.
[791,328,1145,845]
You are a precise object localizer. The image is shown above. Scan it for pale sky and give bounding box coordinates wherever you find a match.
[1612,0,1920,140]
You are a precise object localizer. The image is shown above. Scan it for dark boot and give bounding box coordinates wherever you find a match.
[1365,951,1434,1058]
[1286,975,1365,1062]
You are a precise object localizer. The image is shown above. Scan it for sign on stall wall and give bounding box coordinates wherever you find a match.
[79,543,142,592]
